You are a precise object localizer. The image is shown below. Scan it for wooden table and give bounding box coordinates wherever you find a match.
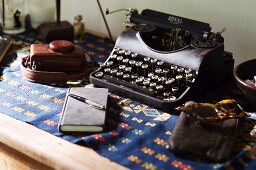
[0,113,127,170]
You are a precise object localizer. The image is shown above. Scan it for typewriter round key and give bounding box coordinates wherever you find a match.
[152,75,159,82]
[144,57,151,64]
[125,66,132,73]
[135,78,143,85]
[171,65,177,75]
[157,61,164,67]
[131,74,138,80]
[131,53,138,58]
[113,48,120,53]
[163,91,171,97]
[123,58,129,65]
[156,85,164,91]
[165,78,175,85]
[144,78,151,82]
[110,54,117,60]
[123,74,130,79]
[185,73,193,79]
[176,75,183,85]
[150,82,157,88]
[119,65,126,70]
[148,72,154,78]
[106,61,114,67]
[116,71,124,77]
[125,51,131,56]
[163,68,169,77]
[164,96,177,101]
[185,68,192,74]
[117,56,123,64]
[104,68,111,74]
[110,69,118,76]
[129,60,136,68]
[158,76,167,82]
[177,67,184,73]
[155,68,162,75]
[172,87,179,93]
[95,72,104,78]
[143,80,150,87]
[135,61,143,74]
[141,64,149,76]
[119,49,125,55]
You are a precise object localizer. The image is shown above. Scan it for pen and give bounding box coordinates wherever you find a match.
[68,93,106,110]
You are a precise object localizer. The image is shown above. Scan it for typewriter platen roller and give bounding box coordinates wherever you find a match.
[90,9,234,112]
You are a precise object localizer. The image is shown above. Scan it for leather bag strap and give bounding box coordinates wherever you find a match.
[20,55,89,84]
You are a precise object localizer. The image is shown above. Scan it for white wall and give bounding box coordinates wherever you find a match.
[61,0,256,65]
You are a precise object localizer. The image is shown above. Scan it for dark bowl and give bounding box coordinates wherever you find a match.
[234,59,256,110]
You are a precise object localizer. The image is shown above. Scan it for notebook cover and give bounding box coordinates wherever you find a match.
[58,87,108,133]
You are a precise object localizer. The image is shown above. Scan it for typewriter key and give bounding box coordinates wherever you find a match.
[110,54,117,60]
[119,49,125,55]
[95,71,104,78]
[106,61,114,67]
[163,68,169,77]
[185,73,193,79]
[110,69,118,76]
[150,82,157,88]
[144,77,151,82]
[113,48,120,53]
[172,87,179,93]
[150,58,158,71]
[125,51,131,56]
[177,67,184,73]
[165,78,175,85]
[176,75,183,85]
[116,71,124,77]
[156,85,164,91]
[131,74,138,80]
[131,53,138,58]
[135,61,143,74]
[158,76,167,82]
[152,75,159,82]
[117,56,123,64]
[141,64,148,76]
[148,72,154,78]
[123,58,129,65]
[157,61,164,67]
[143,80,150,87]
[125,66,132,73]
[185,68,192,74]
[144,57,151,64]
[135,78,143,85]
[123,74,130,80]
[104,68,111,74]
[119,65,126,70]
[171,65,177,75]
[163,91,171,97]
[164,96,176,101]
[129,60,136,68]
[155,68,162,75]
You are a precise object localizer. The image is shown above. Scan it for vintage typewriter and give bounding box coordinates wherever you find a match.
[90,9,234,112]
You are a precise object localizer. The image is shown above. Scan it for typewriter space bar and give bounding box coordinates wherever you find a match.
[103,75,156,97]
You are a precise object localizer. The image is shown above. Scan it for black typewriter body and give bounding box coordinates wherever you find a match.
[90,9,234,112]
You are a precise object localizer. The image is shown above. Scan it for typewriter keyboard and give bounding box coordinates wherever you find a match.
[93,47,198,101]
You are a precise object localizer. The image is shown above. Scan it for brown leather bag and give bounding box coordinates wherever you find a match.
[20,40,90,84]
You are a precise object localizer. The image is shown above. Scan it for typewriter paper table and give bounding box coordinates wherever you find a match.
[0,32,256,170]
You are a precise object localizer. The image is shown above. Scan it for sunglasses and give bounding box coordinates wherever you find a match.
[176,99,251,123]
